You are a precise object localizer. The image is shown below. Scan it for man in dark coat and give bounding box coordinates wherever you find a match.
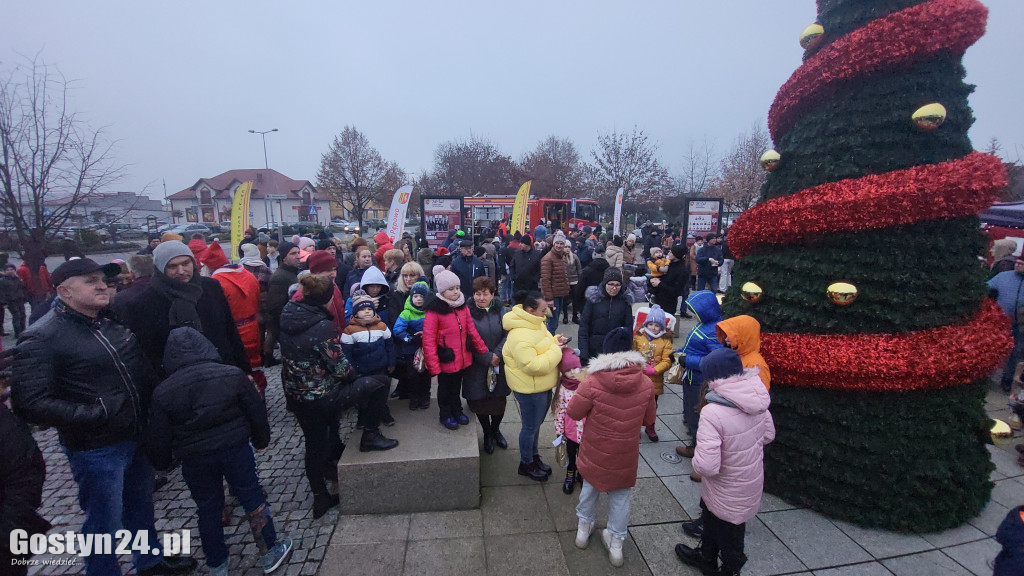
[578,267,634,364]
[510,235,543,293]
[124,241,249,378]
[577,247,609,299]
[653,245,692,317]
[263,241,301,366]
[695,233,724,292]
[11,258,196,576]
[451,240,487,297]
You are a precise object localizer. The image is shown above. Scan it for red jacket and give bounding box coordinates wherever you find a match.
[373,231,394,271]
[422,296,488,376]
[567,350,656,492]
[211,265,262,368]
[17,264,50,298]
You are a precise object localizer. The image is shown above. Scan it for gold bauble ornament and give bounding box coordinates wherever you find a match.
[827,282,858,306]
[740,282,763,303]
[760,149,781,172]
[912,103,946,130]
[991,418,1012,440]
[800,24,825,50]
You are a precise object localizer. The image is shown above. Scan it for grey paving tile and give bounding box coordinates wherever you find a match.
[990,477,1024,508]
[402,536,485,575]
[407,509,482,540]
[481,484,556,536]
[480,446,557,487]
[558,530,652,576]
[660,411,692,444]
[660,473,702,520]
[544,481,599,533]
[639,417,679,444]
[639,440,693,477]
[654,394,685,415]
[318,541,405,576]
[628,523,694,576]
[758,509,872,570]
[920,522,989,548]
[831,519,933,559]
[968,499,1010,536]
[636,456,656,479]
[942,538,1001,576]
[881,550,972,575]
[628,477,687,525]
[485,532,570,576]
[988,444,1024,478]
[760,492,799,513]
[739,516,808,576]
[332,513,410,544]
[813,563,894,576]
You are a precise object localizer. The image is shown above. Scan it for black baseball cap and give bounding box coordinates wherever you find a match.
[50,258,122,288]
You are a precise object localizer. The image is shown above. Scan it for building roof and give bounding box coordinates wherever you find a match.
[168,169,326,201]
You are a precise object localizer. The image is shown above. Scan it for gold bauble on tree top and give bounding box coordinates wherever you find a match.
[760,149,781,172]
[800,23,825,50]
[741,282,763,303]
[912,103,947,130]
[827,282,858,306]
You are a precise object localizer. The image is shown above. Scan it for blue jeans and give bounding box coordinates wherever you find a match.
[697,275,719,292]
[501,274,513,303]
[546,296,563,334]
[682,382,701,439]
[515,390,552,464]
[1002,328,1024,390]
[64,440,163,576]
[180,443,276,569]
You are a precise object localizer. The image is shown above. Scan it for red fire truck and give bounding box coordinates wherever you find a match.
[463,196,599,235]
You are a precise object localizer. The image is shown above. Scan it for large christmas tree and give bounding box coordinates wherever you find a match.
[722,0,1011,532]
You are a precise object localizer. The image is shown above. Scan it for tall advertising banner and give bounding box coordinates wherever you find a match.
[510,180,531,235]
[420,196,465,249]
[230,181,253,255]
[385,185,414,242]
[612,187,624,236]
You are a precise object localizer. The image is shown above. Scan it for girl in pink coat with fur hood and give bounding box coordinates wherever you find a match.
[675,347,774,576]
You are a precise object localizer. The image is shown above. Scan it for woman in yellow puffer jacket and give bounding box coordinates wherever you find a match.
[502,290,568,481]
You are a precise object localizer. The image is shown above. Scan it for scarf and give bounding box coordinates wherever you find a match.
[438,291,466,308]
[151,271,204,331]
[644,327,664,340]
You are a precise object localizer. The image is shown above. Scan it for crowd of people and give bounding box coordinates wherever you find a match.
[14,216,1024,575]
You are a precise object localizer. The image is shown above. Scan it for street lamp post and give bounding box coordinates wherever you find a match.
[248,128,278,169]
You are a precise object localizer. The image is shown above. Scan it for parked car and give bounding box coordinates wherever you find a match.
[167,223,215,240]
[331,220,361,234]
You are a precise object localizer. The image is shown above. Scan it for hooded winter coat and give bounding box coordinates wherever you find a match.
[577,258,609,298]
[211,265,263,369]
[994,505,1024,576]
[278,300,354,403]
[463,300,511,401]
[510,247,543,291]
[566,350,656,492]
[423,295,488,376]
[344,266,391,324]
[341,314,395,376]
[0,402,50,569]
[692,365,775,525]
[716,315,771,390]
[578,282,634,364]
[501,305,562,394]
[540,249,571,300]
[680,290,724,386]
[632,329,674,395]
[604,244,624,271]
[266,263,300,328]
[373,231,394,271]
[394,295,426,357]
[147,328,270,471]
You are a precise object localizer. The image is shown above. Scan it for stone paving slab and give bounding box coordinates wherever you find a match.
[758,509,873,570]
[484,532,570,576]
[812,563,894,575]
[402,536,486,575]
[942,538,1001,576]
[881,550,972,575]
[831,519,933,560]
[480,484,557,536]
[557,530,652,576]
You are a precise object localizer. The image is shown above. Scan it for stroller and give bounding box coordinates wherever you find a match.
[628,276,652,305]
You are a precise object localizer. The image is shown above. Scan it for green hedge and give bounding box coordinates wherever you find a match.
[765,381,994,532]
[722,218,989,334]
[764,55,975,200]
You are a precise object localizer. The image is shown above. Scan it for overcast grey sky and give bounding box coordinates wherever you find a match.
[6,1,1022,200]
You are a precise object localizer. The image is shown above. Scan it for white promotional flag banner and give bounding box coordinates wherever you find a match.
[612,187,624,236]
[385,185,414,241]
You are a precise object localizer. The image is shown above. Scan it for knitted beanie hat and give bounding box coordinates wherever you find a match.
[153,241,195,275]
[411,281,431,298]
[307,251,336,274]
[603,327,634,354]
[298,237,316,251]
[645,305,666,330]
[559,348,582,373]
[434,270,461,295]
[241,243,262,259]
[352,290,377,313]
[602,267,623,284]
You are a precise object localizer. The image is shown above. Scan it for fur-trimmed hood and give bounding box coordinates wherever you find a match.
[707,367,770,415]
[585,284,634,304]
[585,350,646,374]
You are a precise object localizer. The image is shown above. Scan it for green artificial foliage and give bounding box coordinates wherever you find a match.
[806,0,928,60]
[763,55,975,200]
[722,218,989,334]
[764,381,994,532]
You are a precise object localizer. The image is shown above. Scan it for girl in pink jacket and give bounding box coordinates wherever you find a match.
[551,348,586,495]
[675,348,774,576]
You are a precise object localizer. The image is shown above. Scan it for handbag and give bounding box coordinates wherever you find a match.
[554,435,567,467]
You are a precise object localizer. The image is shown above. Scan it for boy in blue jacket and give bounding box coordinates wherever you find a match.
[341,292,397,426]
[674,290,724,454]
[394,281,433,410]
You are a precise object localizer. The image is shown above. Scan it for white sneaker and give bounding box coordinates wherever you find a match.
[601,528,624,567]
[575,519,595,549]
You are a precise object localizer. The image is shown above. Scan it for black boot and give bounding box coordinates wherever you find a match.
[483,433,495,454]
[675,543,718,575]
[562,470,577,494]
[312,493,340,519]
[681,518,703,538]
[534,455,552,476]
[381,404,396,426]
[360,428,399,452]
[518,460,549,482]
[493,428,508,449]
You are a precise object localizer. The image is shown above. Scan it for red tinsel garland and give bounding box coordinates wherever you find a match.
[769,0,988,142]
[761,299,1012,392]
[728,152,1005,258]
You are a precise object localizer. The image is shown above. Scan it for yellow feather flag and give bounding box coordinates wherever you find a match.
[510,180,531,235]
[230,181,253,255]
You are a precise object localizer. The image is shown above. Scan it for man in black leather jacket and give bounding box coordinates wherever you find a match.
[11,258,196,576]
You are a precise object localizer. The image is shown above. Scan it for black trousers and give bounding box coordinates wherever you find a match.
[700,500,747,574]
[289,376,388,495]
[566,438,579,471]
[436,372,465,420]
[398,356,432,400]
